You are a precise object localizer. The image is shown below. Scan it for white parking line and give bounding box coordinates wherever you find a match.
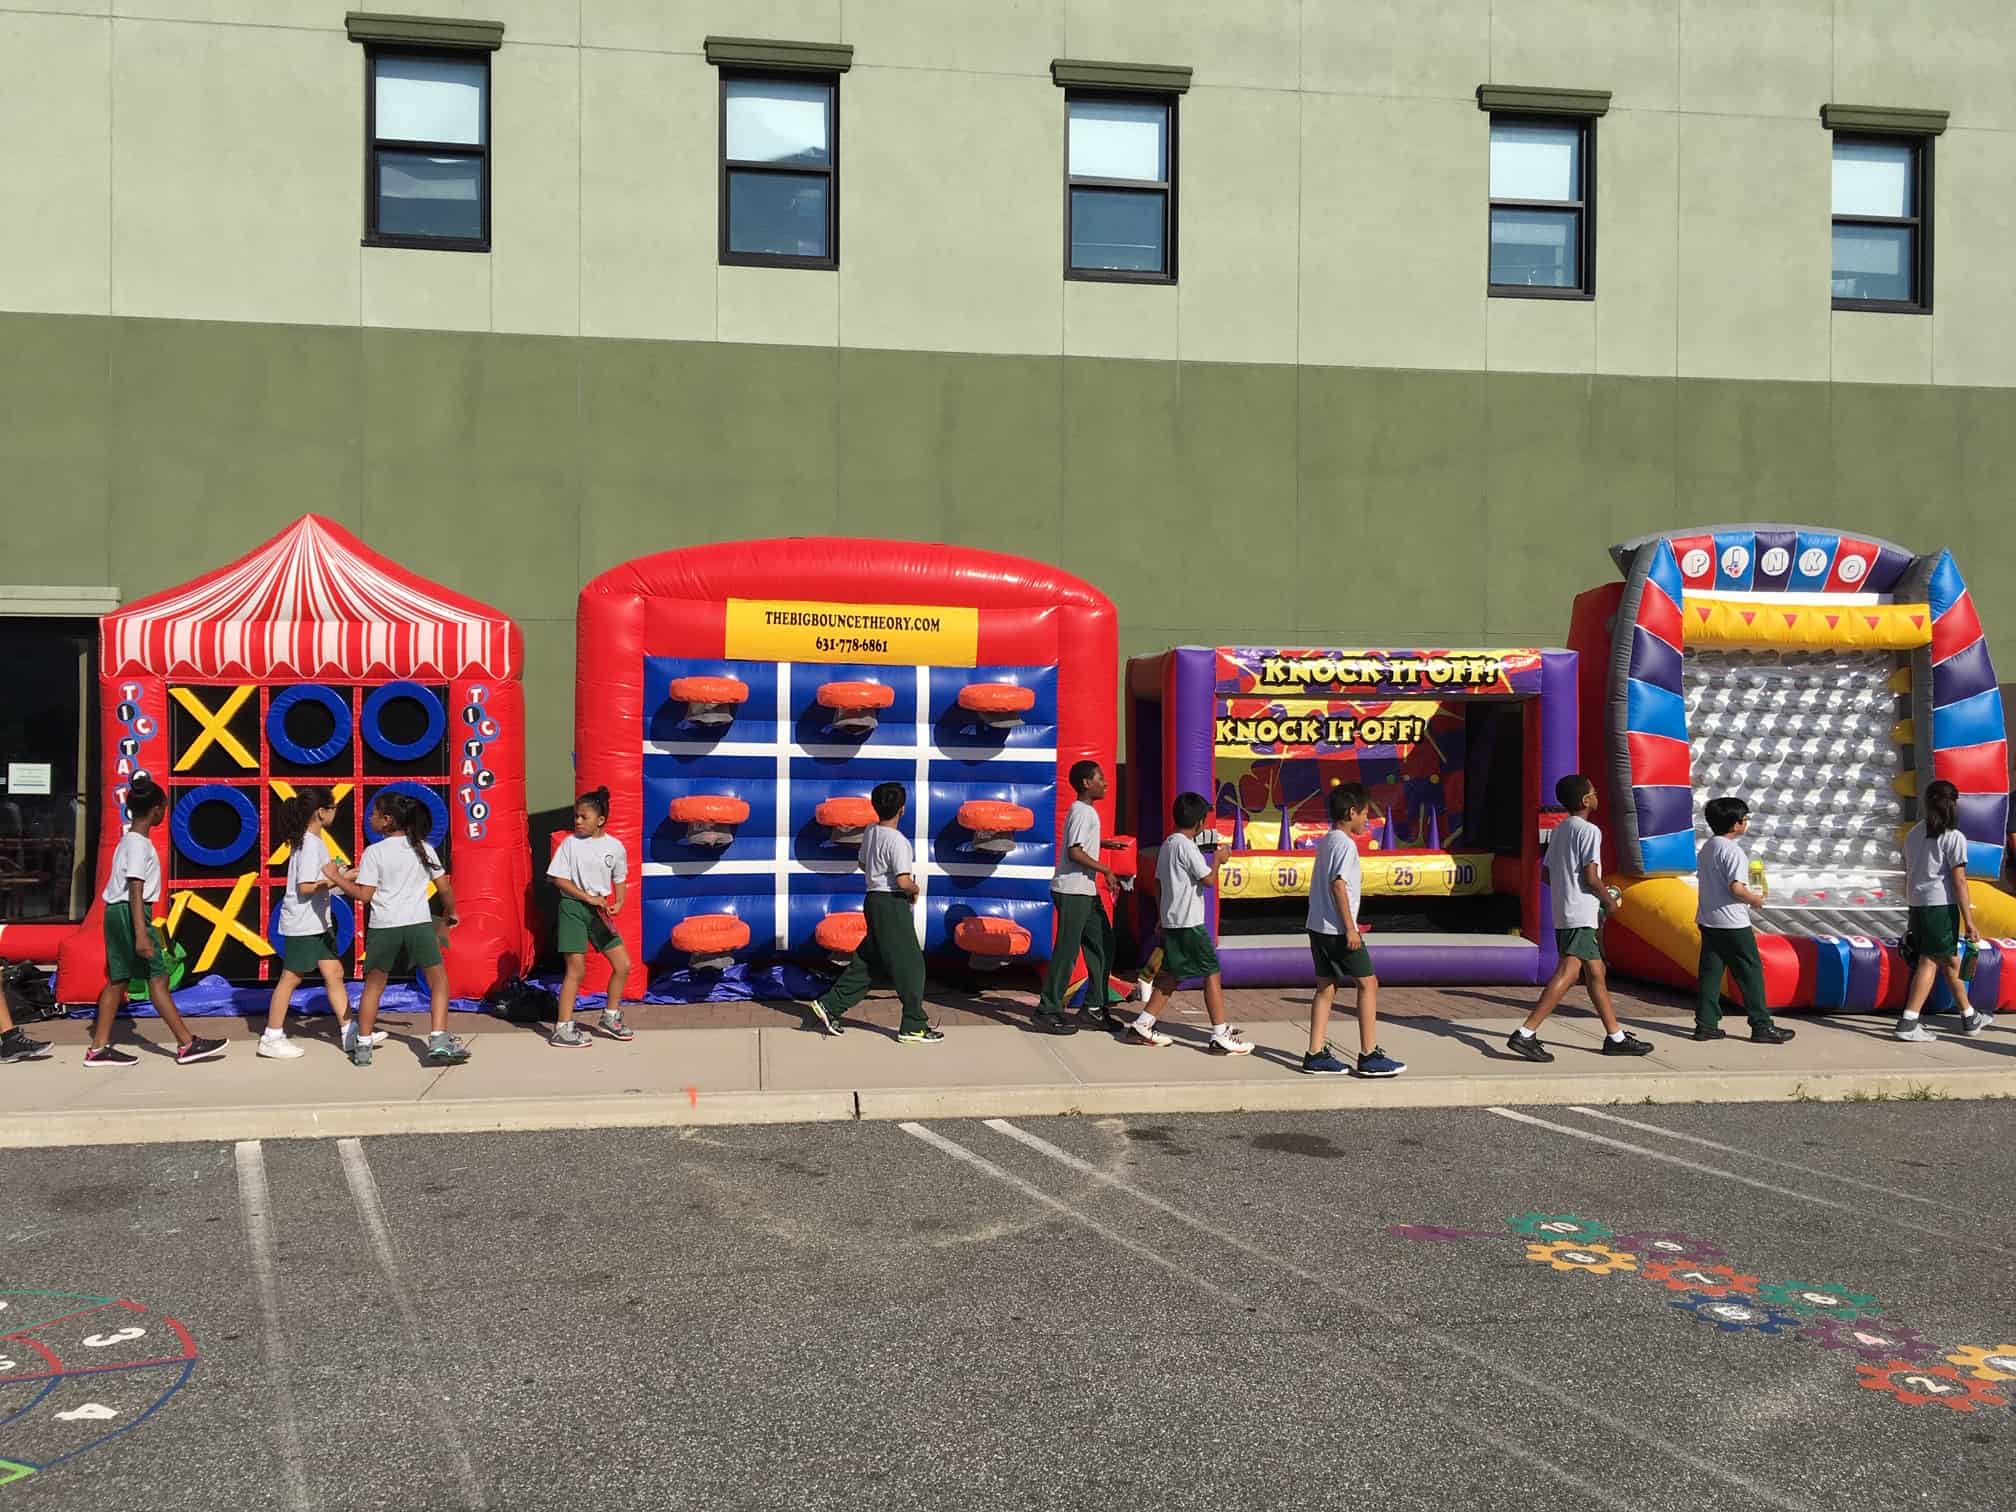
[897,1122,1242,1303]
[980,1118,1818,1512]
[336,1138,487,1510]
[1487,1106,2010,1257]
[1562,1104,1981,1216]
[234,1141,313,1512]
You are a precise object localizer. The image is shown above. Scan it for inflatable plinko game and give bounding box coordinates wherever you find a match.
[573,540,1116,998]
[1568,525,2016,1010]
[55,516,532,1003]
[1125,646,1579,986]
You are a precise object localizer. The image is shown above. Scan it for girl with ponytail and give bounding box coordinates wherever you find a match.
[1896,778,1991,1040]
[545,786,633,1047]
[328,789,466,1068]
[259,787,369,1060]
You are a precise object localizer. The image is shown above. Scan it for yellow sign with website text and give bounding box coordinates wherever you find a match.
[724,598,979,666]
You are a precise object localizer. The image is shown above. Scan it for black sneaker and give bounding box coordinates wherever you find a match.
[1,1031,52,1063]
[1750,1024,1797,1044]
[1602,1032,1655,1056]
[176,1037,227,1065]
[1506,1030,1554,1063]
[1077,1004,1112,1030]
[807,999,844,1037]
[1692,1026,1728,1042]
[896,1027,946,1045]
[84,1044,138,1068]
[1033,1015,1079,1036]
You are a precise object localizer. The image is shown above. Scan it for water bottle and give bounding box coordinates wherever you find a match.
[1748,858,1768,898]
[1961,939,1979,982]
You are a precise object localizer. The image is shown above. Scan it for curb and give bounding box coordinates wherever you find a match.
[2,1067,2011,1148]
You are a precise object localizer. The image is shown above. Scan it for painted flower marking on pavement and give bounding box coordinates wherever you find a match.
[1524,1241,1637,1276]
[1942,1344,2016,1383]
[1669,1292,1805,1335]
[1800,1316,1936,1363]
[1608,1230,1726,1264]
[1856,1360,2011,1412]
[1639,1260,1760,1298]
[1754,1280,1880,1320]
[1511,1213,1614,1244]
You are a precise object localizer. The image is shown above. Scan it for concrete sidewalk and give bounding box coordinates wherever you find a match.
[4,982,2013,1146]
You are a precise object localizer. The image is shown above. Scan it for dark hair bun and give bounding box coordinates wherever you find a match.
[590,787,610,803]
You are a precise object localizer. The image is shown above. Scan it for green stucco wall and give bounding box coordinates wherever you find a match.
[5,311,2012,817]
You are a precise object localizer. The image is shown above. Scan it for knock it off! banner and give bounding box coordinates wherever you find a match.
[1216,647,1543,699]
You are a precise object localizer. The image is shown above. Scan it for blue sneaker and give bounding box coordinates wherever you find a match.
[1357,1047,1407,1078]
[1300,1047,1351,1075]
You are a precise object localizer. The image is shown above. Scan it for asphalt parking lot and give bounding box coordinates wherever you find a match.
[3,1101,2012,1509]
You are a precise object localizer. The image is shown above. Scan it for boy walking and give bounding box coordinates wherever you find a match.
[1124,792,1251,1055]
[84,777,226,1067]
[1695,795,1794,1044]
[1301,783,1405,1077]
[1035,760,1125,1033]
[807,781,940,1044]
[1507,775,1652,1062]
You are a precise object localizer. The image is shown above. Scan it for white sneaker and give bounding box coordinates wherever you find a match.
[338,1023,388,1048]
[257,1034,305,1060]
[1894,1018,1938,1043]
[1207,1027,1254,1056]
[1120,1022,1174,1047]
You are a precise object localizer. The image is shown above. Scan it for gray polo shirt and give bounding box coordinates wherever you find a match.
[1547,815,1603,929]
[859,825,914,894]
[1305,829,1361,936]
[1052,800,1101,897]
[1696,835,1750,930]
[1904,822,1969,906]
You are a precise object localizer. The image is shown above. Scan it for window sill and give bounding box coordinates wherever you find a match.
[1066,267,1176,286]
[719,251,838,271]
[363,235,491,254]
[1489,285,1593,301]
[1832,298,1930,315]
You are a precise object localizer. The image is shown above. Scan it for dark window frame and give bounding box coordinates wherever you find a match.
[363,44,492,253]
[1486,112,1595,301]
[717,68,840,271]
[1063,88,1178,285]
[1830,132,1932,315]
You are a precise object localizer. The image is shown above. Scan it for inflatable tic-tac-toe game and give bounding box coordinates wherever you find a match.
[1125,646,1579,986]
[1569,525,2016,1010]
[573,540,1116,999]
[55,515,532,1004]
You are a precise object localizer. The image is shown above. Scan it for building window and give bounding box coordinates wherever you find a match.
[1066,93,1176,281]
[365,49,490,250]
[1832,136,1928,311]
[719,73,838,268]
[1488,116,1592,296]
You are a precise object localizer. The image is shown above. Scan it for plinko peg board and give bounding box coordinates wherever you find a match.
[573,540,1116,999]
[54,516,533,1004]
[1125,646,1578,987]
[1567,524,2016,1010]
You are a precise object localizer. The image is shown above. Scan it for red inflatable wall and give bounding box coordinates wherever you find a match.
[574,539,1117,999]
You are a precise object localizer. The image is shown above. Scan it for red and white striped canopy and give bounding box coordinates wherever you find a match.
[104,515,520,681]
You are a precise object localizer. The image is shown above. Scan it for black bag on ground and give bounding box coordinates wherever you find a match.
[1,960,62,1024]
[487,978,558,1024]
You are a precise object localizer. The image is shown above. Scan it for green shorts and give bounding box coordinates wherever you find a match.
[1159,925,1221,982]
[280,931,341,974]
[1906,903,1960,961]
[367,921,442,977]
[1555,926,1603,962]
[1308,930,1375,982]
[104,900,167,982]
[556,895,620,956]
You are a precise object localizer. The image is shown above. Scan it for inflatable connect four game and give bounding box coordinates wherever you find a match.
[573,540,1116,999]
[1569,525,2016,1011]
[55,516,533,1003]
